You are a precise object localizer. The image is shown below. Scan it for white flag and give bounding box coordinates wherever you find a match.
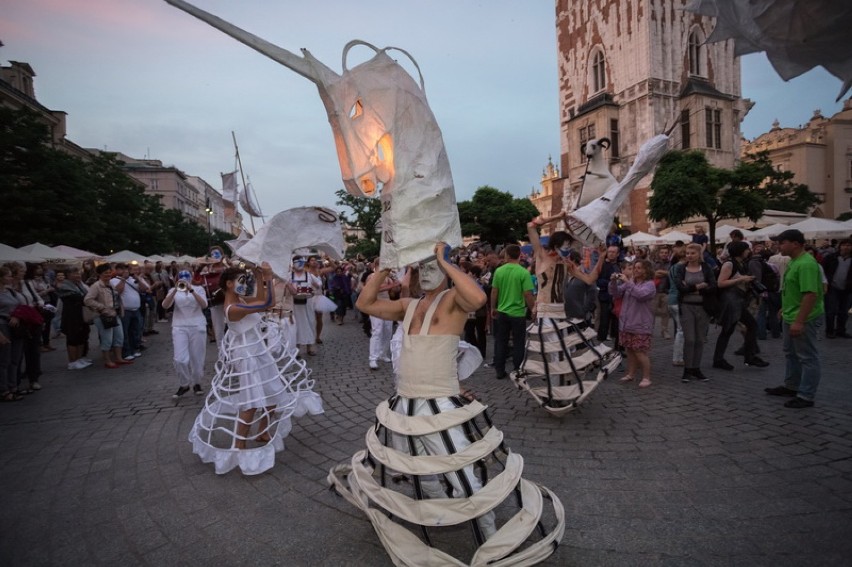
[221,171,237,204]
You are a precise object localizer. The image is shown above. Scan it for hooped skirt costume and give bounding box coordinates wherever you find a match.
[329,291,564,565]
[189,308,323,475]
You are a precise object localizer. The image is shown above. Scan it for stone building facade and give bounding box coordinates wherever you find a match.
[549,0,749,232]
[742,100,852,221]
[529,157,561,235]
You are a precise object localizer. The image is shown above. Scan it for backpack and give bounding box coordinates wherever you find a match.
[759,258,780,293]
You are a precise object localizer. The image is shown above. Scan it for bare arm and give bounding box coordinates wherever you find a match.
[356,269,409,321]
[436,242,486,314]
[568,247,605,286]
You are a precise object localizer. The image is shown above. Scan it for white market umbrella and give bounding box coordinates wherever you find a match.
[104,250,148,264]
[0,243,46,264]
[660,230,692,243]
[749,223,789,239]
[52,245,102,259]
[622,231,665,246]
[712,225,740,243]
[176,255,197,264]
[19,242,78,263]
[146,254,165,262]
[786,218,851,240]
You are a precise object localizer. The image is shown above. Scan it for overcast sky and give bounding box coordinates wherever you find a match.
[3,0,847,225]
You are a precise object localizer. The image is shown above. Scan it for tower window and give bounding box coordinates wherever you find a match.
[610,119,620,158]
[688,31,703,76]
[681,109,691,149]
[579,124,596,163]
[591,50,606,93]
[705,108,721,149]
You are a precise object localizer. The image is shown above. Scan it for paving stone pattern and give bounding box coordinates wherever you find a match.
[1,315,851,566]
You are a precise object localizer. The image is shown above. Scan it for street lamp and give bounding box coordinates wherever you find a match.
[205,198,213,249]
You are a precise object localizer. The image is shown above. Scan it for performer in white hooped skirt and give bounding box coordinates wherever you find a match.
[189,263,323,475]
[329,242,564,566]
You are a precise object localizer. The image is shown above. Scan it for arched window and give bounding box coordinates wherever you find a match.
[688,30,703,76]
[591,49,606,93]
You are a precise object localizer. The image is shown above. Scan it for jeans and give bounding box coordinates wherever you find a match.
[783,319,821,401]
[121,309,142,357]
[667,303,684,362]
[94,315,124,351]
[680,303,709,368]
[493,312,527,377]
[756,292,781,339]
[825,287,851,335]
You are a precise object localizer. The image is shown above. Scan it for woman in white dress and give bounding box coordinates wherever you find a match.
[189,263,323,475]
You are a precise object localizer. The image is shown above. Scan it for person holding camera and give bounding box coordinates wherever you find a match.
[713,241,769,370]
[85,264,133,369]
[162,270,207,399]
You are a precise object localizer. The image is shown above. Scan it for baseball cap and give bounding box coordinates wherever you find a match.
[770,229,805,244]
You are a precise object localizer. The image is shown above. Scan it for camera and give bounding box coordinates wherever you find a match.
[177,281,189,292]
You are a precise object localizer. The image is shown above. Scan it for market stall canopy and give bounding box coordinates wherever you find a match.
[104,250,148,264]
[146,254,166,263]
[0,243,45,264]
[660,230,692,243]
[622,231,666,246]
[786,217,851,239]
[19,243,78,263]
[52,245,102,259]
[749,223,789,238]
[175,255,197,264]
[713,225,741,243]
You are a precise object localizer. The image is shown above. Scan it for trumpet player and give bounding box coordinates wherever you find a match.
[162,270,208,399]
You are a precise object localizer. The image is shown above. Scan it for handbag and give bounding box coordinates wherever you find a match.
[100,314,119,328]
[82,305,99,324]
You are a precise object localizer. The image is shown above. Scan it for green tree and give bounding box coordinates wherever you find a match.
[649,150,766,246]
[457,186,539,246]
[335,188,382,258]
[0,106,221,256]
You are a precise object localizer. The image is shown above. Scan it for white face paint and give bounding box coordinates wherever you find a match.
[234,274,249,296]
[418,260,444,291]
[558,245,572,258]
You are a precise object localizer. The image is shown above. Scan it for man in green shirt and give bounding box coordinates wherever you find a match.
[765,229,824,408]
[490,244,534,380]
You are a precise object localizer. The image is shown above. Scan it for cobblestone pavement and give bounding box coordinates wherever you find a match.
[1,314,851,566]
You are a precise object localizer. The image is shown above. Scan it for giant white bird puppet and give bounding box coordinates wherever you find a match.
[685,0,852,101]
[233,207,346,280]
[165,0,462,270]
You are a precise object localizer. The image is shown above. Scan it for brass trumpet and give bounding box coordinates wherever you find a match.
[176,281,189,292]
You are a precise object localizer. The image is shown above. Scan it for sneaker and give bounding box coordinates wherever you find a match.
[172,386,190,399]
[81,358,93,364]
[379,356,392,363]
[133,351,142,358]
[712,359,734,371]
[784,397,814,409]
[369,360,379,370]
[192,384,203,396]
[692,369,710,382]
[67,360,86,370]
[745,356,769,368]
[681,370,691,383]
[124,354,137,360]
[79,359,93,368]
[765,386,798,397]
[30,382,42,390]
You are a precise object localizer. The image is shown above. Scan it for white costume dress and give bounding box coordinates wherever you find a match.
[329,291,564,565]
[189,306,324,475]
[291,271,321,346]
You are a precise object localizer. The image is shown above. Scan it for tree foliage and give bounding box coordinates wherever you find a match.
[457,186,539,246]
[0,106,229,257]
[334,188,382,259]
[650,150,822,245]
[650,150,765,245]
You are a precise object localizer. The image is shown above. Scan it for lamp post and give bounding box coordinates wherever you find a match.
[205,198,213,249]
